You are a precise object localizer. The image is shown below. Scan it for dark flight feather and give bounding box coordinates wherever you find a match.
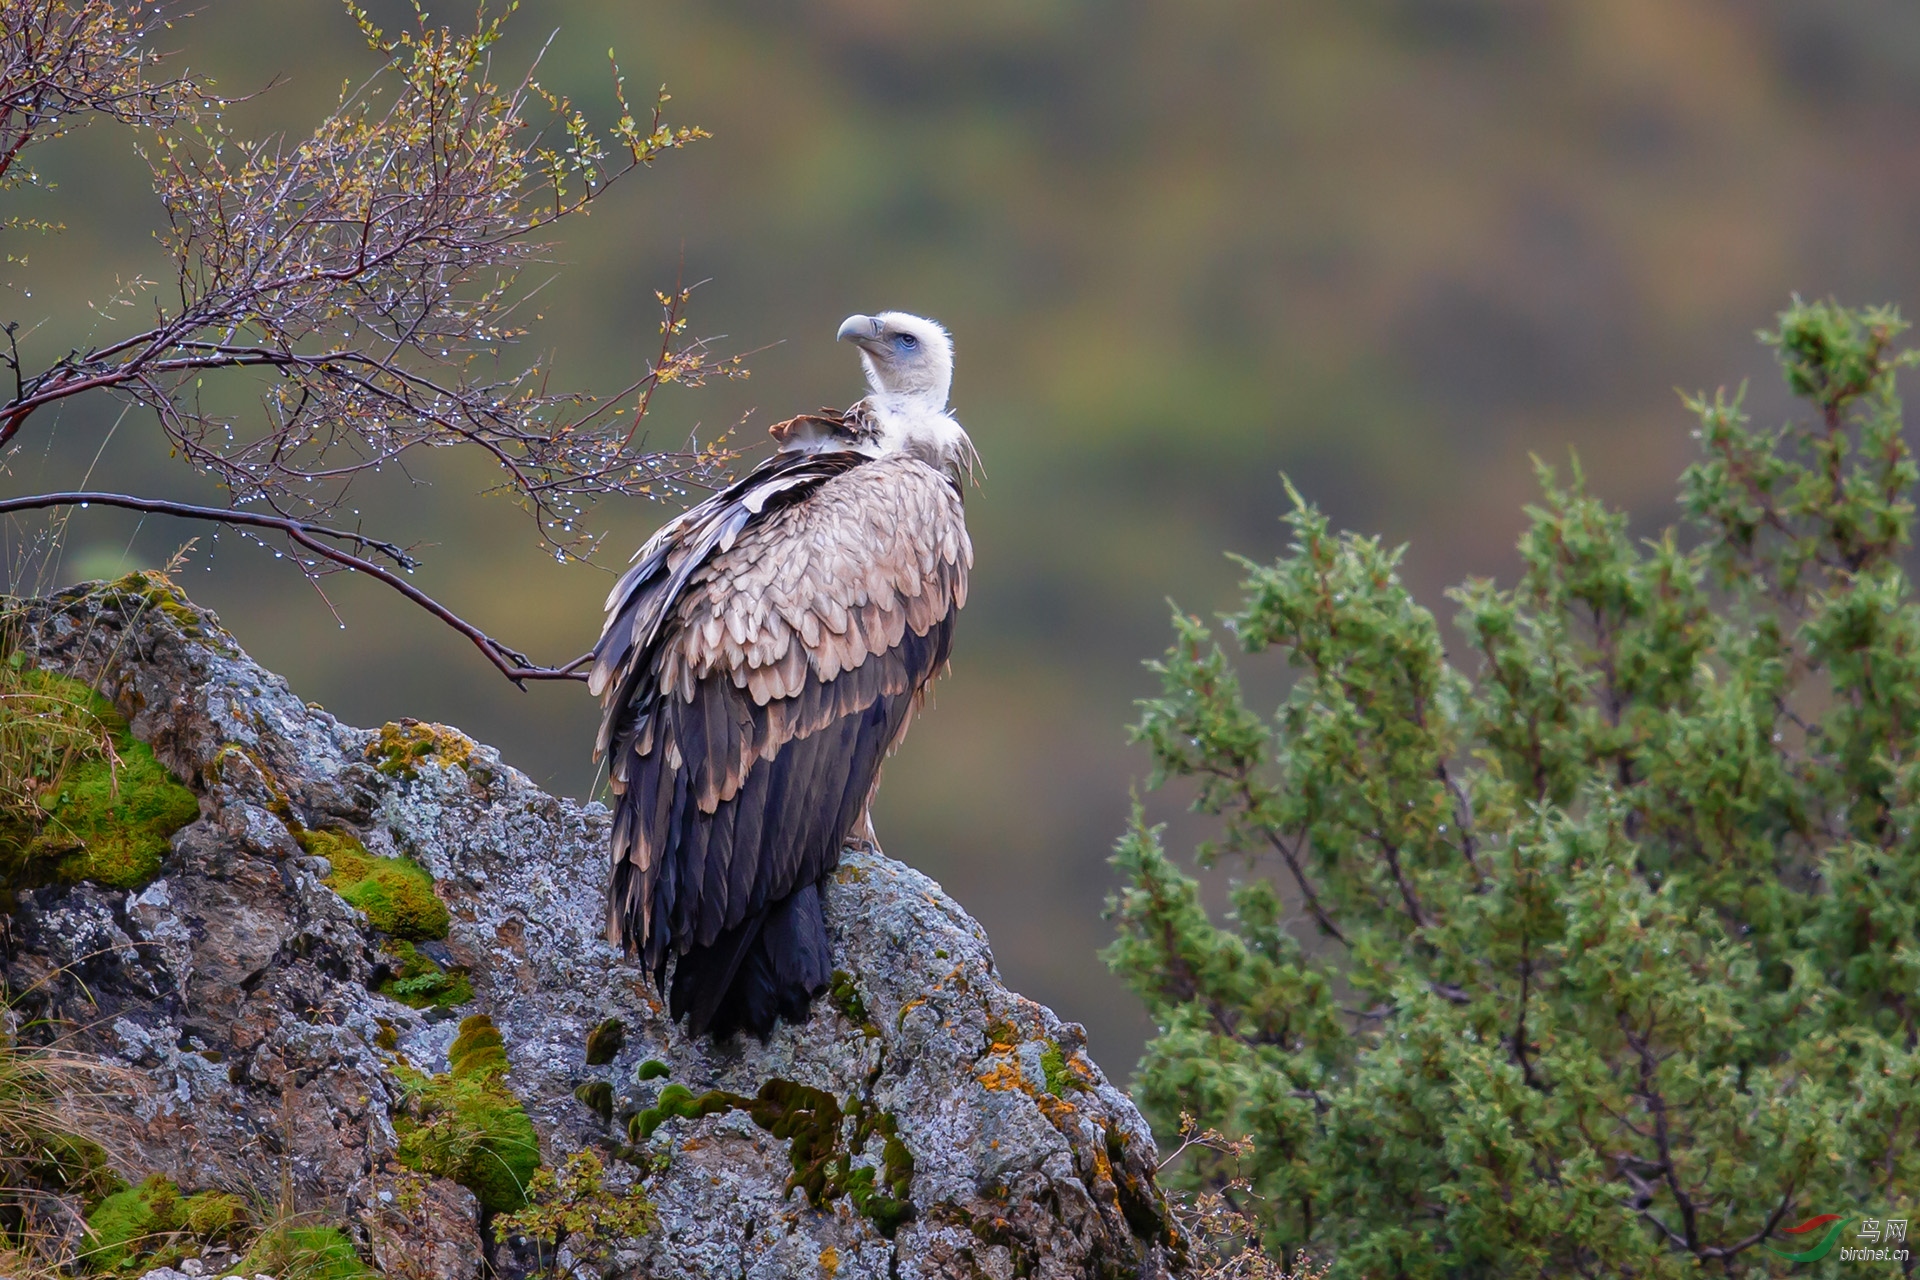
[593,443,969,1037]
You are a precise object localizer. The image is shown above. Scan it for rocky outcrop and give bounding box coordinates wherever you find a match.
[5,575,1181,1279]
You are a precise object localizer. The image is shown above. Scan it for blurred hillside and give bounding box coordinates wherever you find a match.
[8,0,1920,1070]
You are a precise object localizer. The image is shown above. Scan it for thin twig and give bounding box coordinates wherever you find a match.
[0,491,590,687]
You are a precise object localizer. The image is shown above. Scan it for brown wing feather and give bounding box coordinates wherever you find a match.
[650,455,968,805]
[595,451,971,977]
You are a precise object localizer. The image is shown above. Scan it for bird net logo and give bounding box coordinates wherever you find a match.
[1764,1215,1909,1265]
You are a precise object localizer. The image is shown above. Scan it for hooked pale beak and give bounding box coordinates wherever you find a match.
[837,314,881,346]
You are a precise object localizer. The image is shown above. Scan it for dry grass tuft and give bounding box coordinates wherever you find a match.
[0,1026,128,1277]
[1162,1115,1336,1280]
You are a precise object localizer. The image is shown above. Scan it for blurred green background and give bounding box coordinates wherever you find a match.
[8,0,1920,1073]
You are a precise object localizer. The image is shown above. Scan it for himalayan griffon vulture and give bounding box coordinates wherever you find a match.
[591,311,975,1038]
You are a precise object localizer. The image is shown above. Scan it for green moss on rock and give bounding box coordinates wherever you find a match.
[83,1174,175,1272]
[365,720,475,779]
[845,1107,916,1237]
[447,1012,509,1078]
[627,1082,740,1143]
[842,1164,915,1238]
[82,1175,256,1273]
[573,1079,615,1122]
[181,1189,248,1241]
[241,1224,379,1279]
[1039,1041,1086,1097]
[828,970,879,1037]
[107,571,211,640]
[376,940,471,1009]
[752,1080,845,1206]
[635,1058,670,1081]
[307,829,449,940]
[394,1015,539,1214]
[627,1072,916,1237]
[41,750,198,890]
[584,1017,624,1065]
[2,669,198,894]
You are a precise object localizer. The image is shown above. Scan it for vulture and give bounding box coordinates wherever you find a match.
[590,311,976,1039]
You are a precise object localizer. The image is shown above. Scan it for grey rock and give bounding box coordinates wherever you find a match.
[10,575,1182,1278]
[367,1167,484,1280]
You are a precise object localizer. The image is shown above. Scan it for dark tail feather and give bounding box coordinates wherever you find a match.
[669,911,765,1038]
[669,880,832,1040]
[748,880,834,1027]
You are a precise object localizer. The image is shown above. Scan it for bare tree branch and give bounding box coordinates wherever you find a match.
[0,490,590,686]
[1,2,743,684]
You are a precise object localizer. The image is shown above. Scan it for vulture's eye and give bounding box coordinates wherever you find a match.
[896,333,920,351]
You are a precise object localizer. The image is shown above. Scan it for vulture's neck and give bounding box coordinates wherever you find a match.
[867,392,976,489]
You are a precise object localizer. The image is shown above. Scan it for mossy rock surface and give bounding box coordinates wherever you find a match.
[81,1174,253,1273]
[2,667,198,893]
[10,582,1177,1276]
[584,1016,625,1065]
[377,939,472,1009]
[630,1075,916,1237]
[574,1078,615,1121]
[242,1224,380,1279]
[107,570,210,640]
[306,829,449,940]
[828,969,879,1036]
[1039,1041,1087,1096]
[181,1189,247,1239]
[448,1012,509,1078]
[366,720,474,779]
[82,1175,172,1272]
[394,1015,540,1214]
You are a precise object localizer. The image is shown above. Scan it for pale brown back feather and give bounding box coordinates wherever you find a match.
[593,450,970,956]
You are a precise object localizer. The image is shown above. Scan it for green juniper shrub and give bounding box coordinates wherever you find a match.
[1107,299,1920,1278]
